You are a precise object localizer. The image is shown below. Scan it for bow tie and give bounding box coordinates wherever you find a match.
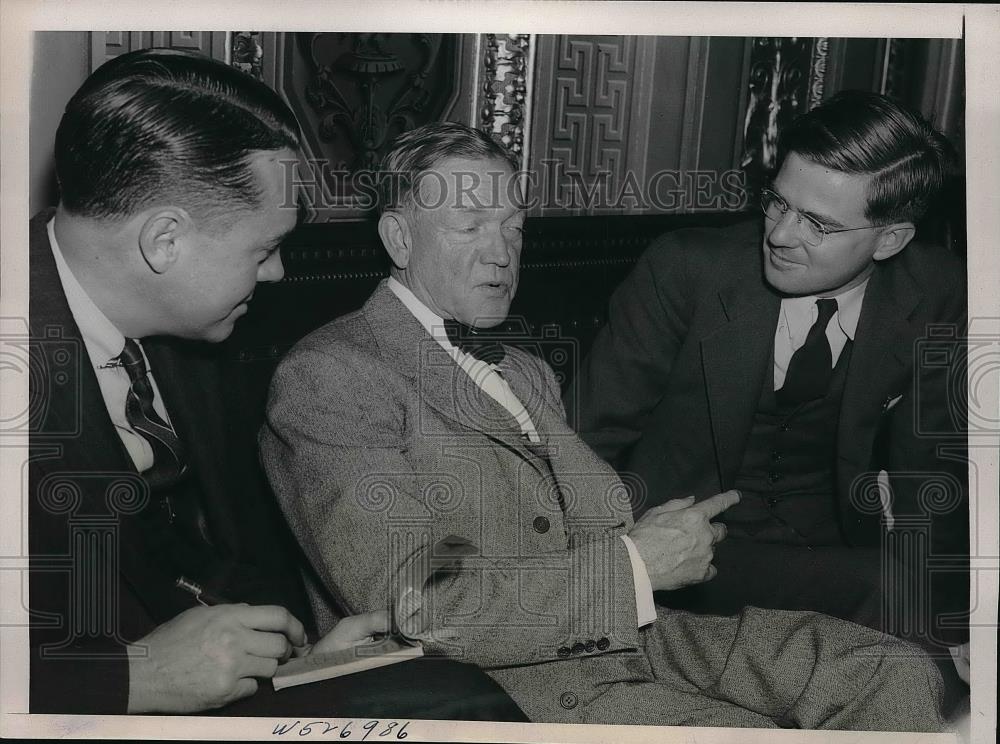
[443,319,506,365]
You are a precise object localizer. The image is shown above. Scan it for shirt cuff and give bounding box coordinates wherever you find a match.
[620,534,657,627]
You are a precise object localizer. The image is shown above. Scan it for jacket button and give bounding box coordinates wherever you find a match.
[766,496,781,507]
[768,471,782,483]
[770,449,782,462]
[559,692,578,709]
[779,423,790,432]
[533,516,550,534]
[584,640,596,653]
[571,642,585,655]
[557,646,571,658]
[596,637,610,650]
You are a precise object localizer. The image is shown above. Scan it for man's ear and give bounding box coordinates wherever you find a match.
[137,208,193,274]
[378,210,412,270]
[872,222,916,261]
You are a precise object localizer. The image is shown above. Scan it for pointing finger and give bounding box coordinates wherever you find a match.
[658,495,696,513]
[693,490,740,519]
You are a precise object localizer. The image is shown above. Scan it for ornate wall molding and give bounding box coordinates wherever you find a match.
[299,33,460,172]
[740,37,816,190]
[478,34,532,169]
[879,38,909,102]
[809,38,829,109]
[230,32,264,80]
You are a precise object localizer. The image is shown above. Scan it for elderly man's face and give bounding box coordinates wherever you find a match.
[401,156,524,327]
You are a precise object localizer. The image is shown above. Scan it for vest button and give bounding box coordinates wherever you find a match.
[533,516,550,534]
[779,423,790,432]
[770,449,783,461]
[768,471,782,483]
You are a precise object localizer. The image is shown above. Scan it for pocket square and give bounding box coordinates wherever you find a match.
[882,394,903,412]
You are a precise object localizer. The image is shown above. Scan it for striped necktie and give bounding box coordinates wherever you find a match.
[118,339,189,491]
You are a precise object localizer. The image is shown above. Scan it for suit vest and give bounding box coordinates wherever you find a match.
[726,342,853,546]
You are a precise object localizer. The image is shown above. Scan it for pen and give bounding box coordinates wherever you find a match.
[175,576,231,606]
[176,576,314,658]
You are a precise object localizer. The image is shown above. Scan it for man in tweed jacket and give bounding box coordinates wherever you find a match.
[261,122,946,730]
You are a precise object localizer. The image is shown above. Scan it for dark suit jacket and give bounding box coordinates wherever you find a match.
[569,220,968,613]
[27,210,311,713]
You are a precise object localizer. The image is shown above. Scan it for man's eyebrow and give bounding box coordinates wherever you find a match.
[771,185,845,228]
[452,205,495,213]
[801,209,846,229]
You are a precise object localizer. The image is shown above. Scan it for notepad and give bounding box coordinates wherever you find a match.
[273,637,425,691]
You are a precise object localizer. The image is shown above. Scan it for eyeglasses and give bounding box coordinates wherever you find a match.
[760,188,878,246]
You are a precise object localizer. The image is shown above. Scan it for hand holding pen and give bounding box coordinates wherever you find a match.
[175,576,391,660]
[128,580,309,713]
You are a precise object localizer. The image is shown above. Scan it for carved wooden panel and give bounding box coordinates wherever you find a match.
[297,33,460,172]
[740,37,816,194]
[90,31,226,71]
[530,35,657,216]
[477,34,532,168]
[271,32,478,222]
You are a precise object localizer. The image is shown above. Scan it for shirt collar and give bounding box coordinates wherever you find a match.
[48,217,127,366]
[825,279,868,340]
[387,276,451,345]
[781,278,869,341]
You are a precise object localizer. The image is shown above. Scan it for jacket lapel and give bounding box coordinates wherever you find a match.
[364,282,548,476]
[144,339,241,554]
[699,276,781,488]
[837,261,918,474]
[29,213,169,609]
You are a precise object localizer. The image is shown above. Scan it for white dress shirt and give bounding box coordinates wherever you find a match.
[388,277,657,627]
[773,279,869,391]
[48,217,172,473]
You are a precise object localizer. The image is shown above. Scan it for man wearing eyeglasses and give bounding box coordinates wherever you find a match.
[568,90,968,701]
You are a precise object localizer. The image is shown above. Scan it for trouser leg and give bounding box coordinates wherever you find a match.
[643,606,945,732]
[657,539,968,715]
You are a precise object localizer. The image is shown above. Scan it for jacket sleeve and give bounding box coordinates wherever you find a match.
[260,343,640,669]
[28,484,132,714]
[30,642,130,714]
[565,230,697,467]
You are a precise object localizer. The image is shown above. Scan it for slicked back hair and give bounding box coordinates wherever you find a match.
[55,48,300,224]
[378,121,516,214]
[778,90,957,225]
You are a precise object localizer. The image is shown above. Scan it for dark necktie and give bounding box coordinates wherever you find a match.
[119,339,189,488]
[776,298,838,407]
[443,318,506,365]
